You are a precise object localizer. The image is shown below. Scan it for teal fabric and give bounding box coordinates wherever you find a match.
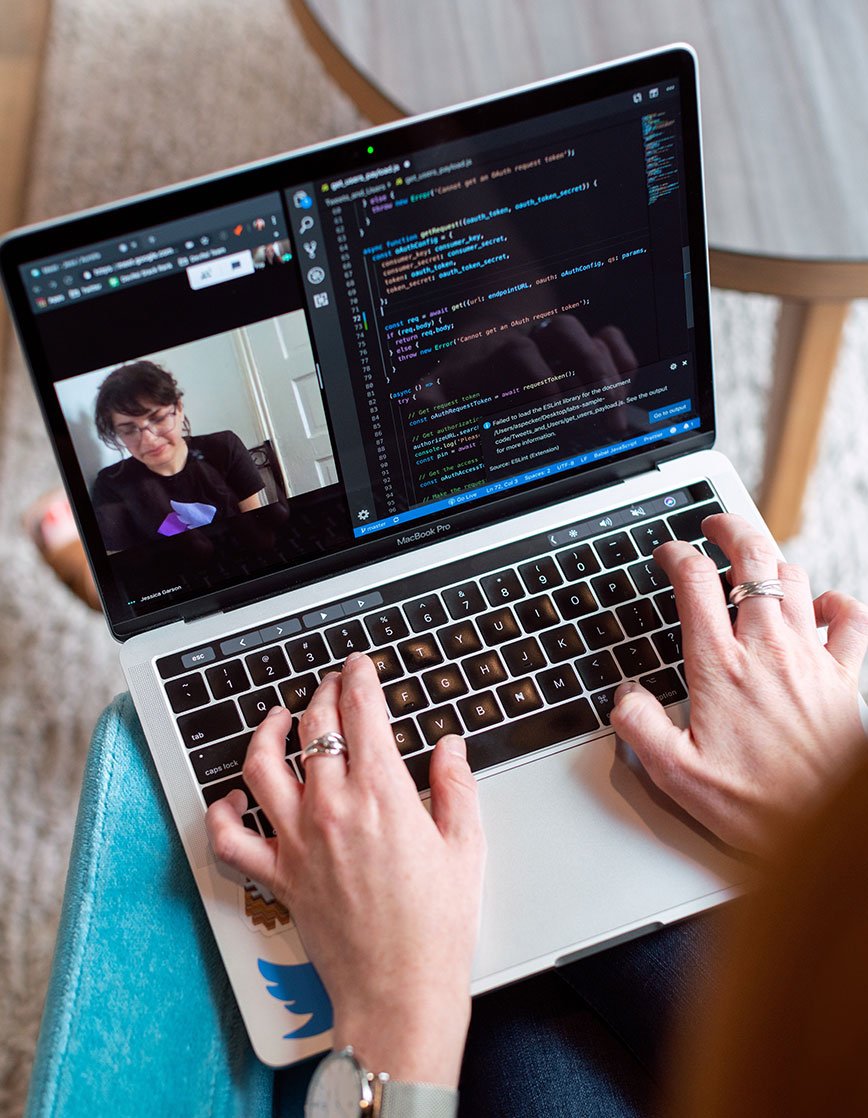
[25,692,274,1118]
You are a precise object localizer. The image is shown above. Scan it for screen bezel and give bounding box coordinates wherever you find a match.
[0,45,715,640]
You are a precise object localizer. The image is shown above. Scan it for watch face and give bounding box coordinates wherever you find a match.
[306,1050,368,1117]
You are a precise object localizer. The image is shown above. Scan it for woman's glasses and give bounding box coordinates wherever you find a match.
[114,407,178,444]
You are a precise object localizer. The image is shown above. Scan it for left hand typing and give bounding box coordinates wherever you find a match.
[205,652,486,1087]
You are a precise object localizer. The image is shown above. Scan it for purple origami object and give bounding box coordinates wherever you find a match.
[157,500,217,536]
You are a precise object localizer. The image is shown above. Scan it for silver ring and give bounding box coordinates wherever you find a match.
[728,579,785,606]
[300,731,348,766]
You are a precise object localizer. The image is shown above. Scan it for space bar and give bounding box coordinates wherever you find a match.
[403,698,600,792]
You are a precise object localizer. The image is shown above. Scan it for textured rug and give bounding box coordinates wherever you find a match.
[0,2,866,1115]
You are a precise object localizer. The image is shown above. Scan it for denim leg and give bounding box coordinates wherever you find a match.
[557,910,730,1081]
[459,970,659,1118]
[458,910,727,1117]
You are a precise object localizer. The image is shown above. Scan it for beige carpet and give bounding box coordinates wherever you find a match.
[1,2,866,1115]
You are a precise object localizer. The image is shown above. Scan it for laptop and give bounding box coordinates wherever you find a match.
[2,44,756,1065]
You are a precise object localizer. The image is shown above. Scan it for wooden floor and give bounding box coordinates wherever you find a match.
[0,0,51,382]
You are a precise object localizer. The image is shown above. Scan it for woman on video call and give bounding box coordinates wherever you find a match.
[91,360,267,553]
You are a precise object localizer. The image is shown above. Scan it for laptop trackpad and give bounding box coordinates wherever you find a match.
[471,729,745,986]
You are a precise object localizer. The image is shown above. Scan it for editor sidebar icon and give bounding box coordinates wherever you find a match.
[313,292,329,309]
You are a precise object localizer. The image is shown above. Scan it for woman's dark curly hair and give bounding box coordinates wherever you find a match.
[94,360,189,448]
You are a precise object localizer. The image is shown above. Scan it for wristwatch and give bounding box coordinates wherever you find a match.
[304,1046,458,1118]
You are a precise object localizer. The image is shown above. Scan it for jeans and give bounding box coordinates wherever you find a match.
[26,694,723,1118]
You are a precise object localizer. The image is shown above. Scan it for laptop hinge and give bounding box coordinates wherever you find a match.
[181,602,224,624]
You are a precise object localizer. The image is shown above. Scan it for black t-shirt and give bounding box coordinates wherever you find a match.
[92,431,263,553]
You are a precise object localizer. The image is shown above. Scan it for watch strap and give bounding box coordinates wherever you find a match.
[379,1080,458,1118]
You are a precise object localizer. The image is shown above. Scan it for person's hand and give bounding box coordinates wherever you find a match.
[205,653,485,1087]
[610,513,868,854]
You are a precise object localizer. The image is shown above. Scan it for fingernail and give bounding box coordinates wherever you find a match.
[614,681,638,703]
[441,734,466,758]
[345,651,364,664]
[267,705,286,717]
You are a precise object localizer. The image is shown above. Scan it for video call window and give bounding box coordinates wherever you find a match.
[55,310,337,557]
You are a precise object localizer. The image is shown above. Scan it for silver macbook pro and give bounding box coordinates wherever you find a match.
[2,45,755,1065]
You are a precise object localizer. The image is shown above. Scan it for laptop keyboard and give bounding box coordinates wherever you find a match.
[157,480,732,837]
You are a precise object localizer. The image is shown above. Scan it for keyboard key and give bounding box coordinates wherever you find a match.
[259,619,302,642]
[369,647,403,683]
[514,595,559,633]
[421,664,468,704]
[594,532,638,569]
[591,570,636,608]
[553,583,597,620]
[246,646,290,687]
[668,501,724,542]
[177,701,243,748]
[302,604,343,628]
[442,582,486,618]
[220,631,262,656]
[278,673,318,713]
[476,608,521,645]
[639,668,687,706]
[628,559,671,595]
[481,570,525,606]
[201,775,255,809]
[502,637,546,676]
[397,634,443,672]
[384,677,429,717]
[463,650,508,689]
[538,664,582,704]
[518,557,563,593]
[325,620,370,659]
[540,624,584,663]
[190,732,253,784]
[365,607,409,644]
[341,591,383,616]
[702,540,730,570]
[392,718,424,755]
[458,691,503,732]
[616,599,663,637]
[654,587,679,624]
[240,686,280,727]
[437,620,482,659]
[577,612,624,650]
[589,687,618,725]
[576,651,621,691]
[180,646,216,670]
[630,519,673,556]
[404,596,448,632]
[287,633,330,671]
[165,673,209,713]
[652,625,683,664]
[496,677,543,718]
[418,705,463,746]
[556,544,600,581]
[206,660,249,700]
[613,638,660,677]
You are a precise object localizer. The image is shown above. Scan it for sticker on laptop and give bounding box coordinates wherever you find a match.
[239,877,293,935]
[258,958,333,1039]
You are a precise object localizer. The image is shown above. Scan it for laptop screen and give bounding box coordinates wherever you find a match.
[2,46,713,636]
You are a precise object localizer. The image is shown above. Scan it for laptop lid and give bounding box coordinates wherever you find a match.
[0,44,714,641]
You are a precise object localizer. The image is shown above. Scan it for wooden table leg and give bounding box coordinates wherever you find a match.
[759,298,850,542]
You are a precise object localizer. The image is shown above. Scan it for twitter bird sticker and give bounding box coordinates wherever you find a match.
[258,959,334,1039]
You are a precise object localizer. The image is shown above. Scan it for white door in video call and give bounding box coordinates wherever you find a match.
[241,312,337,495]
